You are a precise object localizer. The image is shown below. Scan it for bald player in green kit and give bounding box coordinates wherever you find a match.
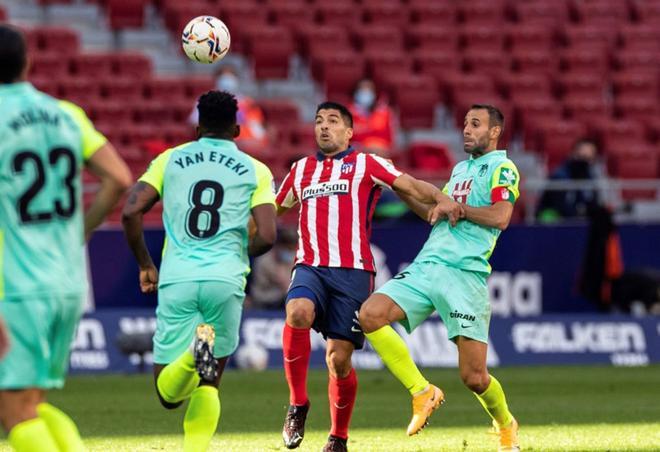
[359,105,521,451]
[0,24,132,451]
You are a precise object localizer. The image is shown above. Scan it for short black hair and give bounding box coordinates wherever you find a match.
[470,104,505,131]
[316,101,353,128]
[0,25,27,84]
[197,90,238,134]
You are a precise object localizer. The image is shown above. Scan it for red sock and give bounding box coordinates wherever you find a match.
[283,324,311,406]
[329,368,358,440]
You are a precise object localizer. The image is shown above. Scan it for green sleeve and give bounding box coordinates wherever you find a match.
[57,100,107,160]
[249,156,276,208]
[490,161,520,204]
[138,149,175,196]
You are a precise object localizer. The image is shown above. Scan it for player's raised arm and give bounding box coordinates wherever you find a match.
[121,180,161,293]
[84,141,133,237]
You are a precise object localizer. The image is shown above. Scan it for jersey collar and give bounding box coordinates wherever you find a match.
[469,149,507,163]
[0,81,35,95]
[198,137,238,149]
[316,146,354,161]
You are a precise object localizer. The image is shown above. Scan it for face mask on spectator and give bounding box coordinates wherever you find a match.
[217,74,239,93]
[354,88,376,109]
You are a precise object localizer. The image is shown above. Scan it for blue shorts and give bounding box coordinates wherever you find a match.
[286,265,374,349]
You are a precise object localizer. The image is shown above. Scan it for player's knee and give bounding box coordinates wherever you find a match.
[460,369,489,393]
[358,299,387,333]
[286,298,315,328]
[326,350,352,378]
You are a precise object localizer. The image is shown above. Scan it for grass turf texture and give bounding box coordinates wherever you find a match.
[1,366,659,451]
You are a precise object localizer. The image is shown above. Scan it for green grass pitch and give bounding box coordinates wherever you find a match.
[1,365,659,451]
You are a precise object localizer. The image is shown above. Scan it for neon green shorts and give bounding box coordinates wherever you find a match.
[154,280,245,364]
[375,261,491,343]
[0,294,84,389]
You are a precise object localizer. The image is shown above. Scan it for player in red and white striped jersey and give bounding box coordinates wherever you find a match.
[278,101,461,452]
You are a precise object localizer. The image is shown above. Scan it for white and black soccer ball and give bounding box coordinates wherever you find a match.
[181,16,230,64]
[234,343,269,371]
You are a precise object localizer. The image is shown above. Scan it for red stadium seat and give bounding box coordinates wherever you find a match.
[608,152,659,200]
[0,6,6,21]
[143,77,187,100]
[615,95,660,122]
[458,0,506,25]
[513,1,569,27]
[244,27,294,79]
[460,25,504,51]
[571,0,630,26]
[70,53,115,78]
[295,25,352,59]
[497,73,552,99]
[562,24,616,49]
[611,72,658,98]
[37,27,80,54]
[613,50,660,72]
[562,95,612,123]
[314,53,366,102]
[58,77,102,105]
[163,123,195,146]
[365,50,414,88]
[389,75,438,129]
[413,49,462,82]
[362,2,408,28]
[258,99,300,127]
[289,122,317,150]
[511,49,559,75]
[29,53,70,77]
[513,96,563,143]
[106,0,147,29]
[535,121,587,169]
[560,48,610,74]
[631,0,660,23]
[90,101,133,124]
[269,1,315,29]
[112,52,153,79]
[30,76,59,97]
[644,117,660,143]
[407,142,454,178]
[220,2,268,31]
[184,77,216,100]
[506,24,555,51]
[99,77,142,101]
[163,2,209,35]
[588,119,645,152]
[439,72,497,104]
[406,25,458,51]
[352,25,405,52]
[315,3,362,27]
[556,73,607,98]
[462,50,510,75]
[618,24,660,51]
[409,1,456,26]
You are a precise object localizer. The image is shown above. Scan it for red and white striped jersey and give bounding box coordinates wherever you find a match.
[276,148,402,272]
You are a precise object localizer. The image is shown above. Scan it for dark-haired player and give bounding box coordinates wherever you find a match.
[277,101,461,452]
[359,105,521,451]
[122,90,277,451]
[0,24,132,451]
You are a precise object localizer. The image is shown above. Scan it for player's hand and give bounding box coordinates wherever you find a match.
[429,200,463,226]
[0,317,10,360]
[139,265,159,293]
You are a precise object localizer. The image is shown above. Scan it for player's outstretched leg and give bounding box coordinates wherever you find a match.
[282,298,314,449]
[37,402,85,452]
[457,337,519,451]
[324,339,358,452]
[360,294,445,435]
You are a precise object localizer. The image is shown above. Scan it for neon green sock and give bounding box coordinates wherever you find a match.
[183,385,220,452]
[157,350,201,403]
[37,403,84,452]
[8,417,59,452]
[365,325,429,395]
[474,375,514,427]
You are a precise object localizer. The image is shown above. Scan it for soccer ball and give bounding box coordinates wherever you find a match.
[234,343,269,371]
[181,16,230,64]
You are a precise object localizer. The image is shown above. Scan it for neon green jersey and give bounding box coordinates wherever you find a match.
[139,138,276,287]
[0,82,107,299]
[414,150,520,274]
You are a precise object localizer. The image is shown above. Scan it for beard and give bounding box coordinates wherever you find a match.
[464,137,488,156]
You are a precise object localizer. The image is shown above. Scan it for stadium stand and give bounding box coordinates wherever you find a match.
[2,0,659,224]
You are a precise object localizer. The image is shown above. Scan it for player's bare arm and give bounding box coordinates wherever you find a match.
[84,142,133,240]
[121,181,160,293]
[0,317,9,360]
[249,203,277,256]
[392,174,462,225]
[461,201,514,231]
